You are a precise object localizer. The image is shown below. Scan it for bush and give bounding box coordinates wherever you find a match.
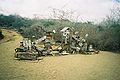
[0,29,4,40]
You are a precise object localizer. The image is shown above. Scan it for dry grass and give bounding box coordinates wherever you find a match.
[0,29,120,80]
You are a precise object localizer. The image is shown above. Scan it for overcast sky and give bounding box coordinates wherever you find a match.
[0,0,120,22]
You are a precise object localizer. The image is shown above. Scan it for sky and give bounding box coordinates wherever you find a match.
[0,0,120,22]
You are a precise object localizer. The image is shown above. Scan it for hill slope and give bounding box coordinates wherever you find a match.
[0,29,120,80]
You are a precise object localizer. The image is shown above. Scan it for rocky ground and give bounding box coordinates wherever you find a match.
[0,29,120,80]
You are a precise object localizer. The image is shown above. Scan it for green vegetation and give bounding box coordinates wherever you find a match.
[0,28,4,40]
[0,7,120,51]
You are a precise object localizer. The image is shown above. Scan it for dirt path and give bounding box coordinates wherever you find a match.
[0,29,120,80]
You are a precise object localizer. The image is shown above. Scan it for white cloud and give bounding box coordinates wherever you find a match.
[0,0,118,22]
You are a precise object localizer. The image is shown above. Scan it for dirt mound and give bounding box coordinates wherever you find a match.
[0,29,22,44]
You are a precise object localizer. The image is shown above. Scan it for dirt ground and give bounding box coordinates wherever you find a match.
[0,29,120,80]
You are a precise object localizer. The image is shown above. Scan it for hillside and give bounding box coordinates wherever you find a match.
[0,13,120,51]
[0,29,120,80]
